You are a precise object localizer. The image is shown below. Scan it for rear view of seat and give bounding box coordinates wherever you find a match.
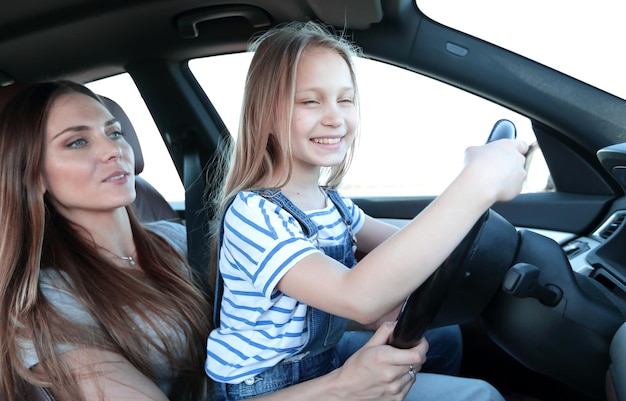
[100,96,182,224]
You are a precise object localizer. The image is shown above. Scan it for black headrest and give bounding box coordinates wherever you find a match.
[100,96,144,175]
[0,83,24,113]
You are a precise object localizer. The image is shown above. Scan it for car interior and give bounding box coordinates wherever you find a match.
[1,1,625,400]
[101,96,182,225]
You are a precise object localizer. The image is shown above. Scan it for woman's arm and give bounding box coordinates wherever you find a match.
[47,324,423,401]
[254,321,426,401]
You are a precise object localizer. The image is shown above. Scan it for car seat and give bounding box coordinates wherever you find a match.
[607,321,626,401]
[100,96,182,224]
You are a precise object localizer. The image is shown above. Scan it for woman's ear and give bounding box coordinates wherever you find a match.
[38,175,47,194]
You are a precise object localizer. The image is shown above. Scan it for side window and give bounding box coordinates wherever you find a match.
[86,74,185,210]
[189,54,551,197]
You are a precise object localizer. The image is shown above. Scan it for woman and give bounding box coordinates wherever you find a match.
[0,81,210,401]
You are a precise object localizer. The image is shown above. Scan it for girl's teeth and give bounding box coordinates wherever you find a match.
[313,138,340,144]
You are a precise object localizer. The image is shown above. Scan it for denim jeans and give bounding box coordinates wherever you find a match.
[333,327,504,401]
[334,325,463,376]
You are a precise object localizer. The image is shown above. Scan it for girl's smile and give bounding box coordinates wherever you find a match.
[289,46,357,174]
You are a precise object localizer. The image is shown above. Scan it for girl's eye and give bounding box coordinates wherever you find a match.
[339,98,354,104]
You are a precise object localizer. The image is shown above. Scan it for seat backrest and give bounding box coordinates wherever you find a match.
[100,96,182,224]
[607,321,626,401]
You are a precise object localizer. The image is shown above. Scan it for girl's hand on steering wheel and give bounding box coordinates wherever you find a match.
[463,138,529,203]
[329,321,428,401]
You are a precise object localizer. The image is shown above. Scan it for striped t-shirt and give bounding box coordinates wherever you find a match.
[205,190,365,384]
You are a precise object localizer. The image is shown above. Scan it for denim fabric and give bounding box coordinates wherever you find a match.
[213,348,340,400]
[214,189,356,401]
[334,325,463,376]
[407,372,505,401]
[213,190,497,401]
[332,329,505,401]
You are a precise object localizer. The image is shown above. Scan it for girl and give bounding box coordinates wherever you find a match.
[206,21,528,401]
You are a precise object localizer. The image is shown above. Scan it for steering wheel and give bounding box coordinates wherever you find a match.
[389,119,517,349]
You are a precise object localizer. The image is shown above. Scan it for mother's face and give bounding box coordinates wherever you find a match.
[41,92,136,219]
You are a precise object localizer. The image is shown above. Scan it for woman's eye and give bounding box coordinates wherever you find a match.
[66,138,86,148]
[109,130,125,140]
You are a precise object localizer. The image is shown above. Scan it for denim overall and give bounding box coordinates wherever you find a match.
[213,188,357,401]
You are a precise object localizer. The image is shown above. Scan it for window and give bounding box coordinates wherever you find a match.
[190,54,550,197]
[416,0,626,100]
[86,74,185,209]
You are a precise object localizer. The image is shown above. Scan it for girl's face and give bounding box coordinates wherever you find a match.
[41,92,136,219]
[290,46,357,175]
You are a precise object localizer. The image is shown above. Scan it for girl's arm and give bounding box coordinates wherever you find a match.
[278,139,529,325]
[355,215,399,254]
[254,322,426,401]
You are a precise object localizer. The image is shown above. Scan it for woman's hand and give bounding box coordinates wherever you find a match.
[328,321,428,401]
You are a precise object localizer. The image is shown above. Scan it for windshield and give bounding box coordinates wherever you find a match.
[416,0,626,100]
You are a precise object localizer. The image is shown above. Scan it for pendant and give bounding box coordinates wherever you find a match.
[123,256,136,266]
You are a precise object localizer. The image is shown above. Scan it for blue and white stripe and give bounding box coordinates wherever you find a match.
[206,190,364,384]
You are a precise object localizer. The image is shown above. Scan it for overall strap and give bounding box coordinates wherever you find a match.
[213,190,320,327]
[257,189,319,240]
[213,189,356,328]
[324,188,357,248]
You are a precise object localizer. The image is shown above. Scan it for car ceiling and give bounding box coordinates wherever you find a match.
[0,0,386,84]
[2,0,625,169]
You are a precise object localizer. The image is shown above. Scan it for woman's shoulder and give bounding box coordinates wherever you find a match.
[143,220,187,258]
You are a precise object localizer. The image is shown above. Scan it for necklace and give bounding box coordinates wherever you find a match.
[100,247,137,266]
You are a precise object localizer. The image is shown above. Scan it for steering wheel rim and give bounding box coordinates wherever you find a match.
[389,119,517,349]
[389,212,489,348]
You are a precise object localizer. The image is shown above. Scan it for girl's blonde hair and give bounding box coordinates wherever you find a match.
[218,21,362,212]
[0,81,210,401]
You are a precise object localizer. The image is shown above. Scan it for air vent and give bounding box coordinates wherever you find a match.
[593,211,626,240]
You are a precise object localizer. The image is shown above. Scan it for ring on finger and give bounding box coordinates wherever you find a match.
[408,369,416,380]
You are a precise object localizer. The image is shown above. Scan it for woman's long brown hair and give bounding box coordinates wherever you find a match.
[0,81,211,401]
